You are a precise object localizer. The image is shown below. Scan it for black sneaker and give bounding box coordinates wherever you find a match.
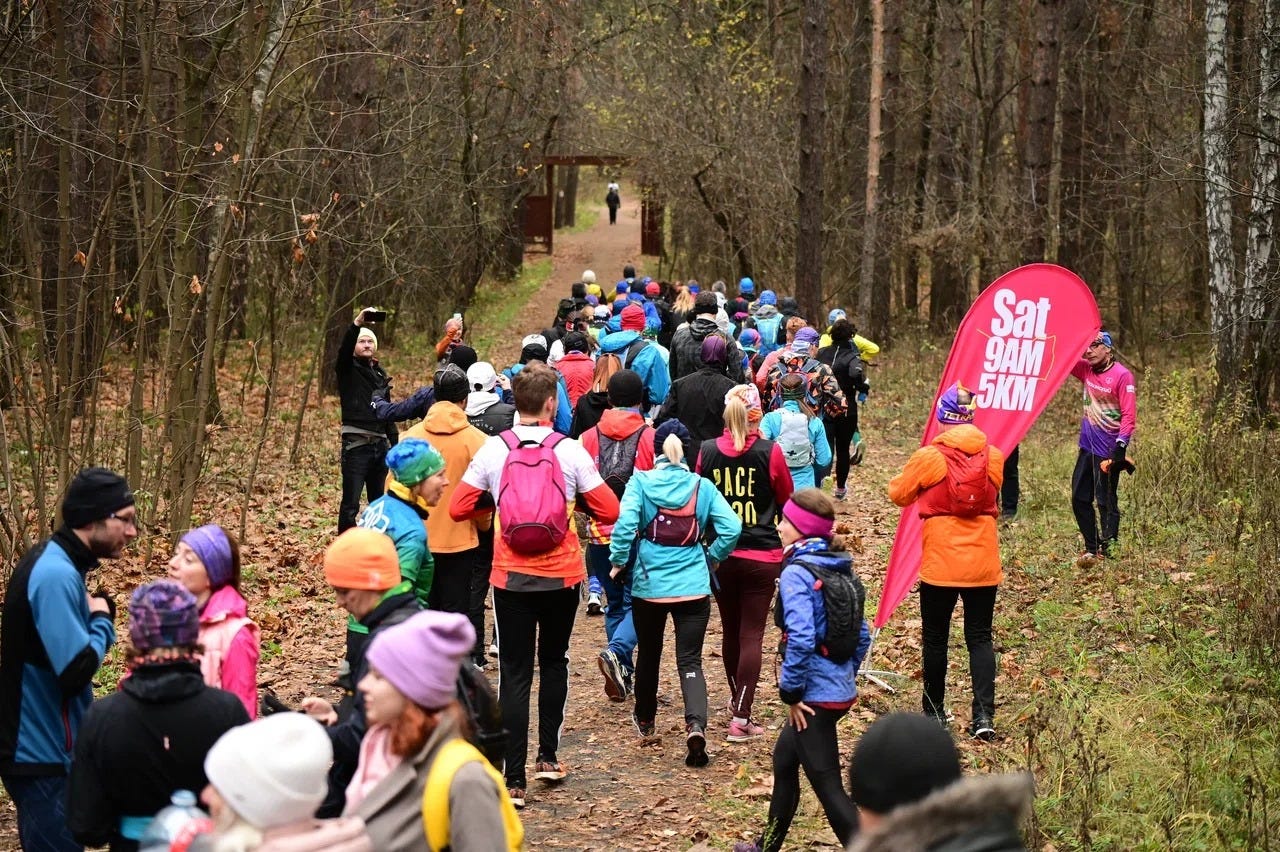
[969,717,996,741]
[685,724,709,767]
[633,712,656,738]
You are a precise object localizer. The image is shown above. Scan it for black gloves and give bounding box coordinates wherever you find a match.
[1110,442,1127,468]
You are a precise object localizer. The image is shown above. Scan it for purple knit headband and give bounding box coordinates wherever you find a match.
[181,524,233,589]
[782,500,834,540]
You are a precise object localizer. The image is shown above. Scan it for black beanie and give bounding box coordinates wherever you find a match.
[607,369,644,408]
[447,344,478,373]
[434,364,471,403]
[62,467,134,529]
[562,331,589,354]
[848,713,962,815]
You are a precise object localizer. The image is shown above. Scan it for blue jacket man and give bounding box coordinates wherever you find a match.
[599,304,671,412]
[1,468,135,852]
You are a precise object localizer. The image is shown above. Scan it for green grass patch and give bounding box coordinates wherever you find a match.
[466,258,554,360]
[560,199,600,235]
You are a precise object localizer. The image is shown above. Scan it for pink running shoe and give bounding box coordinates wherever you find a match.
[726,719,766,742]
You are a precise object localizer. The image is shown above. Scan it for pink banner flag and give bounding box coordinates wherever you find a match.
[873,264,1101,628]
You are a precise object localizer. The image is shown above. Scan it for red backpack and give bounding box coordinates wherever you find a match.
[934,444,996,518]
[497,431,570,554]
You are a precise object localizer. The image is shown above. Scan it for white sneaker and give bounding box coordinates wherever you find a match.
[587,592,603,616]
[487,642,499,659]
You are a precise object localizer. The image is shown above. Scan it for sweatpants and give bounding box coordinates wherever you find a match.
[919,582,997,721]
[493,585,579,788]
[632,596,711,730]
[760,707,859,852]
[713,556,783,720]
[1,773,81,852]
[822,411,858,489]
[1071,448,1121,556]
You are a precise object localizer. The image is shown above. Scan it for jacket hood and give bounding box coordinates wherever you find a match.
[690,316,721,341]
[558,350,592,363]
[714,430,763,457]
[422,399,473,435]
[465,390,502,417]
[848,773,1034,852]
[121,661,207,704]
[933,424,989,454]
[636,463,702,508]
[598,407,647,439]
[202,584,249,624]
[753,304,779,319]
[788,547,852,576]
[598,329,643,351]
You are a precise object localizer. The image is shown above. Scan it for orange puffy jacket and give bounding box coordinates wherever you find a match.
[887,424,1005,587]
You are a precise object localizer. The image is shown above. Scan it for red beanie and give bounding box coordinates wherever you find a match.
[621,303,646,332]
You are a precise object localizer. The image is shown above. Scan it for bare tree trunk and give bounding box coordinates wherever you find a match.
[795,0,829,322]
[1023,0,1063,263]
[858,0,888,343]
[1244,0,1280,410]
[1204,0,1239,390]
[904,0,938,316]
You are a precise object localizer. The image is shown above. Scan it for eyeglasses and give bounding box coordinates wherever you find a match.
[1087,340,1107,349]
[107,511,139,529]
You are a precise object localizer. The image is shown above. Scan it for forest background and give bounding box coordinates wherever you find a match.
[1,0,1278,848]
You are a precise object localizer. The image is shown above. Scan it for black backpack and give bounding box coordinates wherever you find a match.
[597,425,646,498]
[457,665,506,769]
[773,558,866,663]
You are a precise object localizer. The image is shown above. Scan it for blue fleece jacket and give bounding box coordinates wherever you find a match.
[609,461,742,600]
[597,330,671,411]
[777,541,871,705]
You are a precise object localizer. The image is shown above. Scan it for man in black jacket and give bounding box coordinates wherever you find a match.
[68,582,248,851]
[669,292,747,383]
[301,528,421,816]
[656,334,737,446]
[336,307,400,532]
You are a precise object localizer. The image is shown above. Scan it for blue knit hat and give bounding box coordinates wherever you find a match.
[739,277,755,295]
[386,438,445,485]
[757,289,777,306]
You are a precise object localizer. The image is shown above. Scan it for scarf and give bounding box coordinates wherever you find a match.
[344,724,403,811]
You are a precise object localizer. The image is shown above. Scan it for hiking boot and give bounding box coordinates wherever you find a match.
[533,760,567,783]
[969,717,996,742]
[587,591,603,615]
[598,650,629,702]
[1076,552,1098,570]
[507,787,526,809]
[833,486,847,501]
[685,724,709,767]
[633,712,656,738]
[726,719,765,742]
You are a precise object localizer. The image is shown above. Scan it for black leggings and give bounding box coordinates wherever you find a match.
[760,706,859,852]
[822,412,858,489]
[632,596,710,729]
[1071,448,1121,555]
[919,582,997,720]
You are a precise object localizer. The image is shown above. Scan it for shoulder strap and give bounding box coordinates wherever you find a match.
[499,430,519,451]
[542,431,566,449]
[623,338,647,367]
[422,739,487,851]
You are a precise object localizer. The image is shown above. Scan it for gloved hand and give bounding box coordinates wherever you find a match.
[857,391,868,405]
[371,385,389,405]
[1111,442,1127,468]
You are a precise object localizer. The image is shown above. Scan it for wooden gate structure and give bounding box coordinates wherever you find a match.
[522,155,663,258]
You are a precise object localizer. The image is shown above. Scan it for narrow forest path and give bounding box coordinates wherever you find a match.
[485,189,903,850]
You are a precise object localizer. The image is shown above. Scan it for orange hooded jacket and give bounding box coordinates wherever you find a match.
[887,424,1005,587]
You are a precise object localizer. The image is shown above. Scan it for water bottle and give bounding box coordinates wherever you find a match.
[139,789,212,852]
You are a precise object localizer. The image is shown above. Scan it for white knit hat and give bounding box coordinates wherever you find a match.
[582,269,596,284]
[204,714,332,830]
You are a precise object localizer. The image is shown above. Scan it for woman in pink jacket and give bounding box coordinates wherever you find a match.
[168,524,260,717]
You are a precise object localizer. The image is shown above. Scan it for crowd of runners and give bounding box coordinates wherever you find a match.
[0,267,1137,851]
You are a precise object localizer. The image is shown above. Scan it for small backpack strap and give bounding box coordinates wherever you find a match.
[499,430,520,451]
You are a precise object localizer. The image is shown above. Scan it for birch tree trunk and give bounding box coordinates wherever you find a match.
[1204,0,1238,388]
[1244,0,1279,409]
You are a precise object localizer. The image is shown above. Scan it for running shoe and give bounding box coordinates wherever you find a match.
[969,717,996,742]
[507,788,526,809]
[598,650,629,702]
[686,724,709,767]
[633,712,656,738]
[533,761,568,783]
[833,486,847,501]
[587,591,603,615]
[726,719,765,742]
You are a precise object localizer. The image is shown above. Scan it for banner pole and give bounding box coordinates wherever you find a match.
[857,627,906,693]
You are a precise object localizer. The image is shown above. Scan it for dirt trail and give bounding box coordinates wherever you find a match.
[476,187,644,371]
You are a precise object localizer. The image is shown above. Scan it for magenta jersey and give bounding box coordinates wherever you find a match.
[1071,358,1137,457]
